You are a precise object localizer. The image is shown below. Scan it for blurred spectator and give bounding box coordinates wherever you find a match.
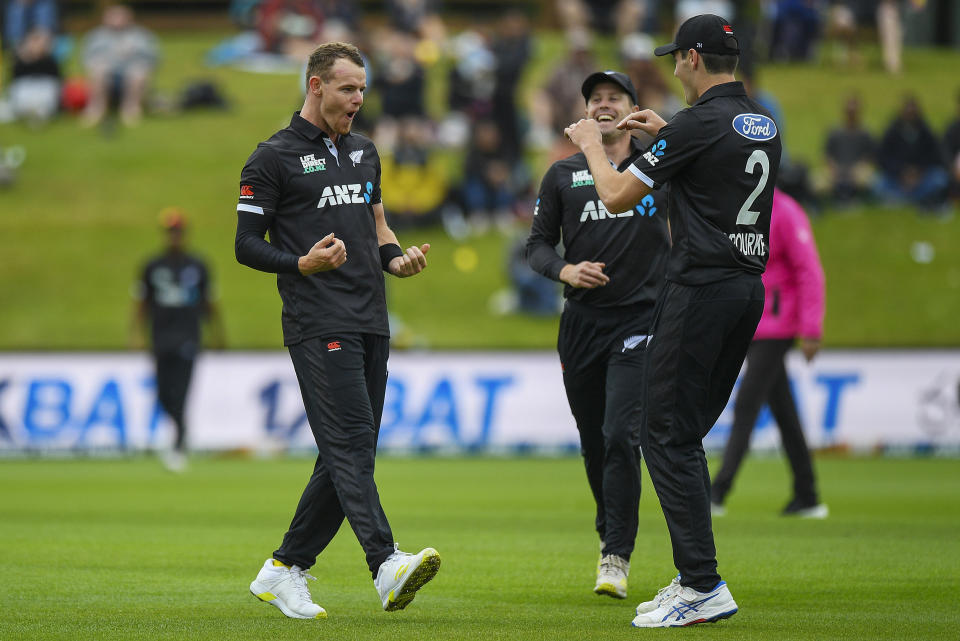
[7,28,61,125]
[676,0,734,23]
[491,11,532,161]
[620,32,682,146]
[376,30,426,119]
[131,210,225,473]
[388,0,446,42]
[379,118,449,228]
[528,29,595,152]
[875,96,949,213]
[3,0,58,51]
[256,0,324,54]
[824,0,863,69]
[81,4,158,127]
[945,90,960,208]
[711,187,828,519]
[460,119,521,230]
[770,0,821,62]
[490,234,561,316]
[820,94,876,206]
[370,29,426,146]
[229,0,263,29]
[876,0,903,74]
[556,0,650,39]
[441,29,495,147]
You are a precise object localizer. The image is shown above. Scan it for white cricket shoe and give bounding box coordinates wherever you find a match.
[249,559,327,619]
[160,450,186,473]
[631,581,738,628]
[635,574,681,615]
[374,546,441,611]
[594,554,629,599]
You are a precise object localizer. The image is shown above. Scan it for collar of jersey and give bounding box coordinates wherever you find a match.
[290,111,351,144]
[694,81,746,106]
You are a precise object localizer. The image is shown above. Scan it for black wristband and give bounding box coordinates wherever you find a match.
[379,243,404,272]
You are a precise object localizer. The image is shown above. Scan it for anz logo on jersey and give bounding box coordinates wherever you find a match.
[316,181,374,208]
[580,195,658,222]
[642,139,667,166]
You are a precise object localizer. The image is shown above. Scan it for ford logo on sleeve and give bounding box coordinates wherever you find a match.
[732,114,778,141]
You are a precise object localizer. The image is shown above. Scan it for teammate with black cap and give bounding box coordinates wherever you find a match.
[132,208,225,472]
[234,42,440,619]
[565,14,782,627]
[527,69,669,601]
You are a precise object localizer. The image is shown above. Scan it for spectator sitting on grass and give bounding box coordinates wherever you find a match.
[874,95,949,214]
[7,28,61,125]
[820,93,876,207]
[81,4,158,128]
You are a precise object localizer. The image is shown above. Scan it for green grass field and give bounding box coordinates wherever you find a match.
[1,455,958,640]
[1,31,959,350]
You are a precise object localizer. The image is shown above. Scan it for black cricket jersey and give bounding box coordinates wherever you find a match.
[137,252,210,356]
[235,112,387,345]
[526,137,670,320]
[628,82,782,286]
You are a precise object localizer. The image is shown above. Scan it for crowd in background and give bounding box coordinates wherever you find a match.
[1,0,959,313]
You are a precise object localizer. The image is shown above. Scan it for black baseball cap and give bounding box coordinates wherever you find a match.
[654,14,740,57]
[581,70,638,106]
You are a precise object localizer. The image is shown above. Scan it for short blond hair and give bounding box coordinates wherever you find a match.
[305,42,364,89]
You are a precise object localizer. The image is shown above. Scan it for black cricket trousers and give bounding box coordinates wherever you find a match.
[274,333,395,577]
[154,351,195,452]
[558,300,649,561]
[711,338,820,506]
[641,274,764,593]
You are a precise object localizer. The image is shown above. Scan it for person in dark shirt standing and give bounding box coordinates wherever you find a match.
[565,15,781,627]
[235,42,439,620]
[132,209,225,472]
[526,70,669,601]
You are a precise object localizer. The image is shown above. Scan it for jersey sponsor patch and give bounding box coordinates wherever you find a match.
[732,114,778,141]
[300,154,327,173]
[327,341,341,351]
[571,169,594,187]
[642,140,667,166]
[240,185,254,198]
[316,182,375,208]
[580,199,634,221]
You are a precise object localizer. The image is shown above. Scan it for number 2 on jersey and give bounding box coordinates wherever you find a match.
[736,149,769,225]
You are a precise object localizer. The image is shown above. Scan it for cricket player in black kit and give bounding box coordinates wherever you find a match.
[566,15,781,627]
[526,70,669,600]
[132,209,224,473]
[234,42,439,619]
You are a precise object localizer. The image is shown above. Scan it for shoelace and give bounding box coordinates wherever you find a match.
[288,568,317,602]
[656,576,681,601]
[599,555,629,575]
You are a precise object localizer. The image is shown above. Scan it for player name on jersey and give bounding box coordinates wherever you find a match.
[728,232,766,256]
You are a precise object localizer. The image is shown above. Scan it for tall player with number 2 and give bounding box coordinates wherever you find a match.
[564,14,781,627]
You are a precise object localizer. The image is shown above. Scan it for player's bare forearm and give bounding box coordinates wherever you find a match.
[581,141,651,213]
